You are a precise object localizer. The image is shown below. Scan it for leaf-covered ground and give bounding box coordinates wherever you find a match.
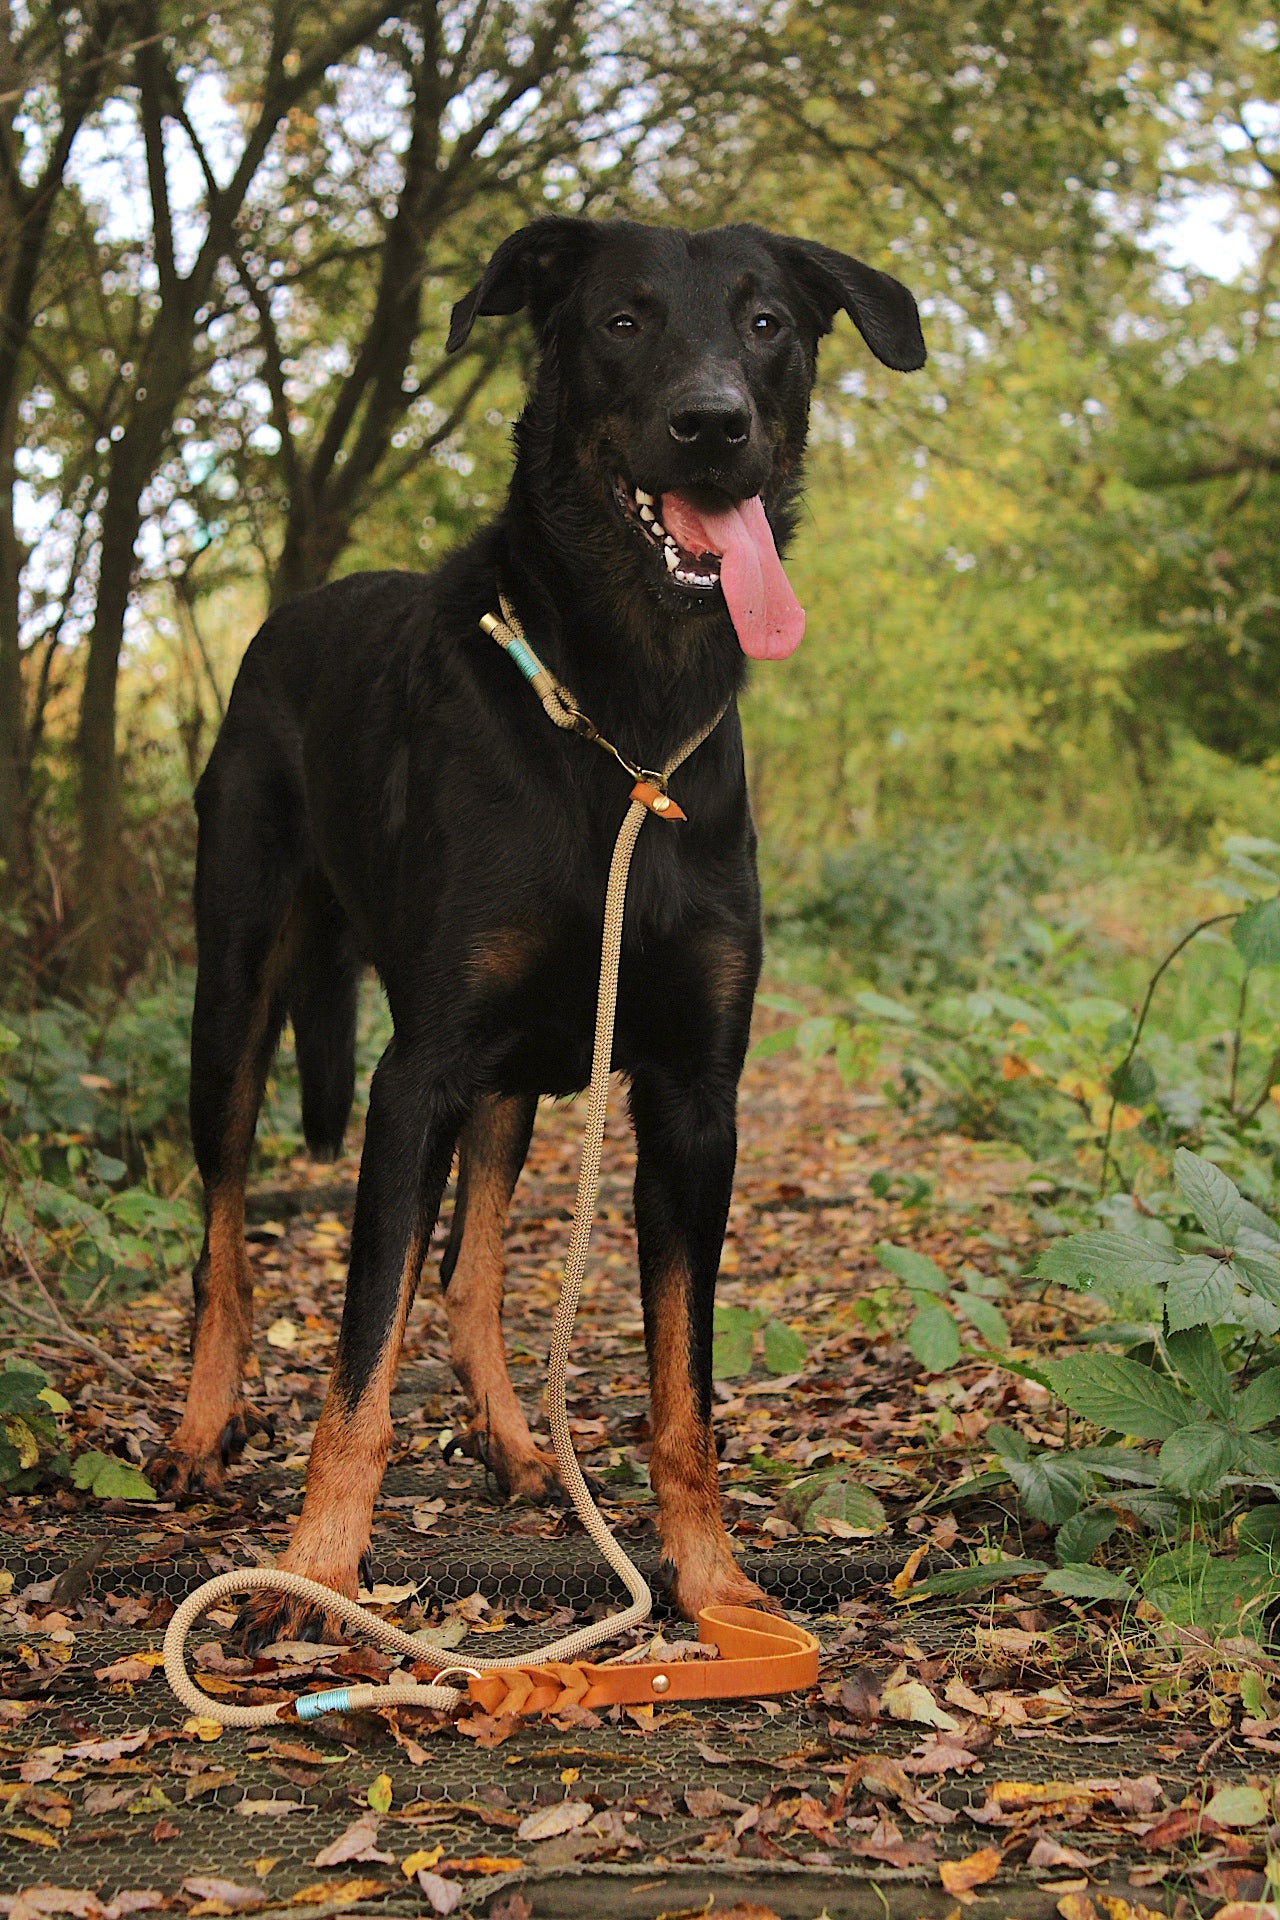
[0,1049,1276,1919]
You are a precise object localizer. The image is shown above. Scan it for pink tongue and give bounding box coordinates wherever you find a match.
[659,493,805,659]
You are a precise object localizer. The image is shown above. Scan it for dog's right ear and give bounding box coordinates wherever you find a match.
[447,218,604,353]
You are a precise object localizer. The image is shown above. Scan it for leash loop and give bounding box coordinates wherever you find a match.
[162,598,815,1730]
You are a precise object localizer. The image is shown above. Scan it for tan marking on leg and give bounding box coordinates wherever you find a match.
[648,1258,776,1619]
[169,1183,252,1467]
[467,927,544,991]
[278,1228,425,1603]
[446,1095,555,1501]
[167,912,299,1489]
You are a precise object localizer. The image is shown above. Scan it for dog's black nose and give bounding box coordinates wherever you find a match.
[667,389,751,450]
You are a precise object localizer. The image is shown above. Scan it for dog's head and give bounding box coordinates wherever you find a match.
[449,219,924,660]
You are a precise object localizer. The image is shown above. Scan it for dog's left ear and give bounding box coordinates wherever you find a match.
[447,218,604,353]
[751,229,926,372]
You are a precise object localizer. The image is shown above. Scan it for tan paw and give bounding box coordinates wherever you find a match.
[659,1540,784,1620]
[446,1427,575,1506]
[150,1405,275,1497]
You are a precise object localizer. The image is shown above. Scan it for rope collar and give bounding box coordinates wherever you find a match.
[481,591,727,821]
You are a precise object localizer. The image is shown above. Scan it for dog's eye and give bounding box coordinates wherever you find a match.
[752,312,781,339]
[607,313,638,335]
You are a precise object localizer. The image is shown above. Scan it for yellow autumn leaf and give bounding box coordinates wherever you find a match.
[3,1417,39,1469]
[183,1715,224,1742]
[366,1772,393,1813]
[400,1847,444,1877]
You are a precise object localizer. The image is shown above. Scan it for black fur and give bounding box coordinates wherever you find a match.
[177,216,924,1617]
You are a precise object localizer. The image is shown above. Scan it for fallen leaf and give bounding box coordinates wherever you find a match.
[181,1879,265,1913]
[1056,1899,1099,1920]
[939,1845,1002,1901]
[365,1773,392,1814]
[971,1780,1097,1826]
[901,1736,985,1775]
[288,1881,385,1906]
[250,1862,278,1880]
[183,1718,223,1743]
[103,1896,164,1919]
[265,1742,326,1766]
[415,1873,463,1916]
[83,1787,139,1814]
[973,1625,1046,1655]
[400,1849,444,1877]
[183,1770,237,1803]
[265,1319,297,1349]
[63,1734,149,1762]
[1028,1838,1098,1870]
[685,1787,747,1818]
[8,1893,104,1920]
[149,1821,179,1843]
[453,1713,518,1749]
[9,1828,60,1850]
[94,1655,163,1684]
[1204,1786,1270,1829]
[488,1897,533,1920]
[517,1800,592,1842]
[234,1800,309,1818]
[891,1544,928,1596]
[313,1816,393,1866]
[882,1680,960,1731]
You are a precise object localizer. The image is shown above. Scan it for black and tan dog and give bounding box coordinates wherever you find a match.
[156,217,924,1643]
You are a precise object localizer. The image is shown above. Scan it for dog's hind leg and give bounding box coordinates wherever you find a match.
[239,1038,465,1648]
[631,1064,779,1620]
[440,1092,563,1503]
[155,768,302,1496]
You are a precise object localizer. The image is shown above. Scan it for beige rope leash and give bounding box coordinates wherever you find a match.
[162,610,738,1729]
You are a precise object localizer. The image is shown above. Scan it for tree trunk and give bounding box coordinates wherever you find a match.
[0,399,24,897]
[270,498,352,608]
[70,471,144,989]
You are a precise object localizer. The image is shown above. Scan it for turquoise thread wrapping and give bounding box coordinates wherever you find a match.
[296,1687,351,1720]
[504,637,544,684]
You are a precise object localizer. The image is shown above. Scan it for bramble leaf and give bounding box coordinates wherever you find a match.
[907,1302,960,1373]
[1158,1424,1239,1498]
[1173,1149,1242,1246]
[1165,1326,1234,1421]
[1040,1356,1194,1441]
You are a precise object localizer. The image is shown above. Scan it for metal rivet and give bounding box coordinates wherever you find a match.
[652,794,671,811]
[651,1673,669,1693]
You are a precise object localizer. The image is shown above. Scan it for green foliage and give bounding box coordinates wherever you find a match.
[873,1243,1009,1374]
[70,1450,155,1503]
[711,1305,808,1380]
[995,1151,1280,1629]
[0,1362,68,1492]
[781,1469,888,1536]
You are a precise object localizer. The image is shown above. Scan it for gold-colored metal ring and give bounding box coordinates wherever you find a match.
[429,1665,483,1688]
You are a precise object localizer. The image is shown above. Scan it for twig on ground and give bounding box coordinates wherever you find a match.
[1,1230,148,1391]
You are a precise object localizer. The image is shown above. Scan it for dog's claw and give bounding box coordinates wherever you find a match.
[236,1589,337,1655]
[358,1549,374,1590]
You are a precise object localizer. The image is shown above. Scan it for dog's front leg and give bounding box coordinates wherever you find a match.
[630,1067,779,1620]
[240,1039,463,1650]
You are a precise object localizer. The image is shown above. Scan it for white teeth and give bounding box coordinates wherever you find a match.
[664,547,679,571]
[639,505,654,522]
[635,488,654,505]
